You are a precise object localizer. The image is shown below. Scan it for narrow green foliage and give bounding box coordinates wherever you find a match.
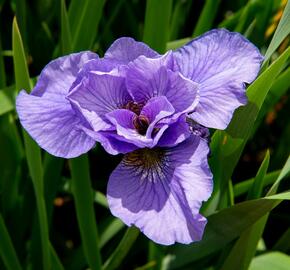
[99,218,125,248]
[166,37,191,51]
[267,155,290,195]
[148,242,164,270]
[13,17,51,270]
[169,197,283,269]
[68,0,105,51]
[143,0,173,53]
[249,252,290,270]
[264,0,290,62]
[193,0,220,37]
[70,155,102,270]
[0,214,22,270]
[0,85,14,115]
[60,0,72,54]
[234,170,280,197]
[103,226,140,270]
[247,150,270,199]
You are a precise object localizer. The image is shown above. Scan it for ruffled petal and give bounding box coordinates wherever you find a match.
[16,52,98,158]
[107,135,213,245]
[140,96,175,138]
[16,91,95,158]
[173,29,263,129]
[104,37,159,64]
[32,51,98,97]
[126,53,199,112]
[68,72,132,131]
[157,115,191,147]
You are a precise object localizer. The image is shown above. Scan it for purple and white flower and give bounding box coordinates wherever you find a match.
[16,29,263,245]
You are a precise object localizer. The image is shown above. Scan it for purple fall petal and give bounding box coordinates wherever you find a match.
[107,135,213,245]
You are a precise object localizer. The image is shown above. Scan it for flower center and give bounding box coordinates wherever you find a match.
[125,101,143,115]
[124,147,165,169]
[133,115,149,135]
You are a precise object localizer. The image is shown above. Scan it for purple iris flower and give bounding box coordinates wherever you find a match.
[16,29,263,245]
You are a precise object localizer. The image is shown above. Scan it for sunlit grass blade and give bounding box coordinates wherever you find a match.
[99,218,125,248]
[103,226,140,270]
[166,37,191,51]
[264,0,290,62]
[68,0,105,51]
[94,190,109,208]
[169,197,283,269]
[60,0,72,54]
[253,66,290,134]
[267,155,290,195]
[249,252,290,270]
[12,17,50,270]
[247,150,270,199]
[0,85,14,115]
[193,0,220,37]
[0,214,22,270]
[233,170,280,197]
[221,151,271,270]
[70,155,102,270]
[143,0,173,53]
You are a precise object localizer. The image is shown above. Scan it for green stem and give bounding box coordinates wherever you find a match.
[0,214,22,270]
[103,226,140,270]
[70,155,102,270]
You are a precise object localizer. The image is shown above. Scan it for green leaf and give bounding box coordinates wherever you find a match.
[166,37,191,51]
[264,0,290,62]
[68,0,105,51]
[233,170,280,197]
[99,218,125,248]
[143,0,173,53]
[193,0,220,37]
[60,0,72,54]
[103,226,140,270]
[247,150,270,199]
[249,252,290,270]
[168,198,283,269]
[13,17,50,270]
[0,214,22,270]
[0,86,14,116]
[267,155,290,196]
[70,155,102,270]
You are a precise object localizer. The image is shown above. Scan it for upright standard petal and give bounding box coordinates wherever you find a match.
[16,52,97,158]
[173,29,263,129]
[104,37,159,64]
[68,72,132,131]
[126,53,199,113]
[107,135,213,245]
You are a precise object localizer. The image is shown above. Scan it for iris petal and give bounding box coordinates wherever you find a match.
[16,52,97,158]
[173,29,263,129]
[107,135,213,245]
